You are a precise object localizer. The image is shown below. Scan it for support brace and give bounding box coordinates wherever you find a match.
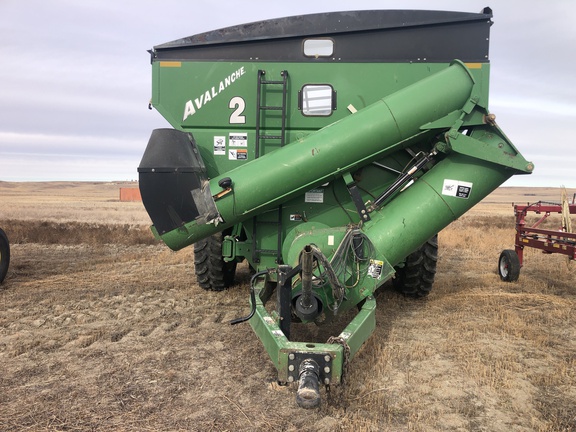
[343,172,371,222]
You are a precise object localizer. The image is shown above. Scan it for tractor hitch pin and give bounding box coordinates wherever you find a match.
[296,358,321,409]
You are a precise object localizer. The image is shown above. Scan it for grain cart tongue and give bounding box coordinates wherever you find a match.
[138,8,533,407]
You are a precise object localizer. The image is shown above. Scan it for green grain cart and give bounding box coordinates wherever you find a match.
[138,8,533,407]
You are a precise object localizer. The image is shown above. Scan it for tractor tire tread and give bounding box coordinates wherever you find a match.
[393,235,438,298]
[193,234,236,291]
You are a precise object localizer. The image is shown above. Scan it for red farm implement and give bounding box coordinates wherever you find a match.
[498,199,576,282]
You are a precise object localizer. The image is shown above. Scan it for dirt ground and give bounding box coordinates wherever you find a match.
[0,182,575,431]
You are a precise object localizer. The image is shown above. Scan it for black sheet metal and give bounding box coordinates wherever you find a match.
[152,8,493,63]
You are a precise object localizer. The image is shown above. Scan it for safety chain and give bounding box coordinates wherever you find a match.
[327,336,351,386]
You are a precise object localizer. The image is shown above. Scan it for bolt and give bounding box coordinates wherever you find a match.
[324,355,331,362]
[324,366,331,374]
[324,378,330,385]
[288,376,294,382]
[289,353,295,360]
[289,365,295,372]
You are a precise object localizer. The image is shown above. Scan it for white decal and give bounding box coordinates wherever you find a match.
[229,132,247,147]
[182,67,246,121]
[229,96,246,124]
[368,259,384,279]
[229,149,247,161]
[442,179,473,199]
[214,136,225,155]
[305,189,324,203]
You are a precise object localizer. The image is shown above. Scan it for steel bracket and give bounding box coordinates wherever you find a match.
[286,352,334,385]
[343,171,371,222]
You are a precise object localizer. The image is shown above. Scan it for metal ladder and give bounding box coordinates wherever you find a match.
[252,70,288,264]
[255,70,288,157]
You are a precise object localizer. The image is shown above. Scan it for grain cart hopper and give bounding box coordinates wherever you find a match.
[139,8,533,407]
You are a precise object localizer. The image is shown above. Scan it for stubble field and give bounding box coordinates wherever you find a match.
[0,181,574,431]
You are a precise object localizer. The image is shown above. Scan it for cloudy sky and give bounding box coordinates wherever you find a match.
[1,0,575,186]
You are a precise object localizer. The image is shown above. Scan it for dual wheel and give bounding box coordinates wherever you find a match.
[193,233,440,297]
[193,233,237,291]
[393,235,438,298]
[0,228,9,284]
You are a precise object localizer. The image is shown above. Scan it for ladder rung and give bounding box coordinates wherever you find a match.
[260,106,283,110]
[261,80,284,85]
[259,135,282,140]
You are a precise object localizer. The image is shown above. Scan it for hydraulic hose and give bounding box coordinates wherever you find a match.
[230,270,269,325]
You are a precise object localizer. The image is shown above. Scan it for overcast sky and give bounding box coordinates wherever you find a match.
[1,0,575,186]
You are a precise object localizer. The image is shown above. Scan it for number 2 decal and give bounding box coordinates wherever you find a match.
[229,96,246,124]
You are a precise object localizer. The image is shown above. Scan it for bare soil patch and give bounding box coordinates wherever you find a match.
[0,183,575,431]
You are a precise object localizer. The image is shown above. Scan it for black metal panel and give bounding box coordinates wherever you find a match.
[138,129,207,235]
[152,9,492,63]
[139,129,205,173]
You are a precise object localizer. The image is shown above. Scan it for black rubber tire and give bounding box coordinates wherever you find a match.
[193,233,236,291]
[0,228,10,284]
[498,249,520,282]
[393,235,438,298]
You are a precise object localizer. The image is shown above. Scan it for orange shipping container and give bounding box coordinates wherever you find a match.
[119,188,142,202]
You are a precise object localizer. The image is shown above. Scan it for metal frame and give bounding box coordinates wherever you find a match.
[249,287,376,386]
[513,201,576,266]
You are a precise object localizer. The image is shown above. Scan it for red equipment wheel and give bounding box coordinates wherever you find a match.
[498,249,520,282]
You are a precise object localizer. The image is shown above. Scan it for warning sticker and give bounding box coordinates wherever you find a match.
[229,149,248,160]
[305,189,324,203]
[368,259,384,279]
[442,179,473,199]
[214,136,226,155]
[229,132,247,147]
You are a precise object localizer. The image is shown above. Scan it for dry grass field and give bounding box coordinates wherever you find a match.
[0,181,575,431]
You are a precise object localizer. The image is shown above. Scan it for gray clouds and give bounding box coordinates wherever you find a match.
[1,0,575,186]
